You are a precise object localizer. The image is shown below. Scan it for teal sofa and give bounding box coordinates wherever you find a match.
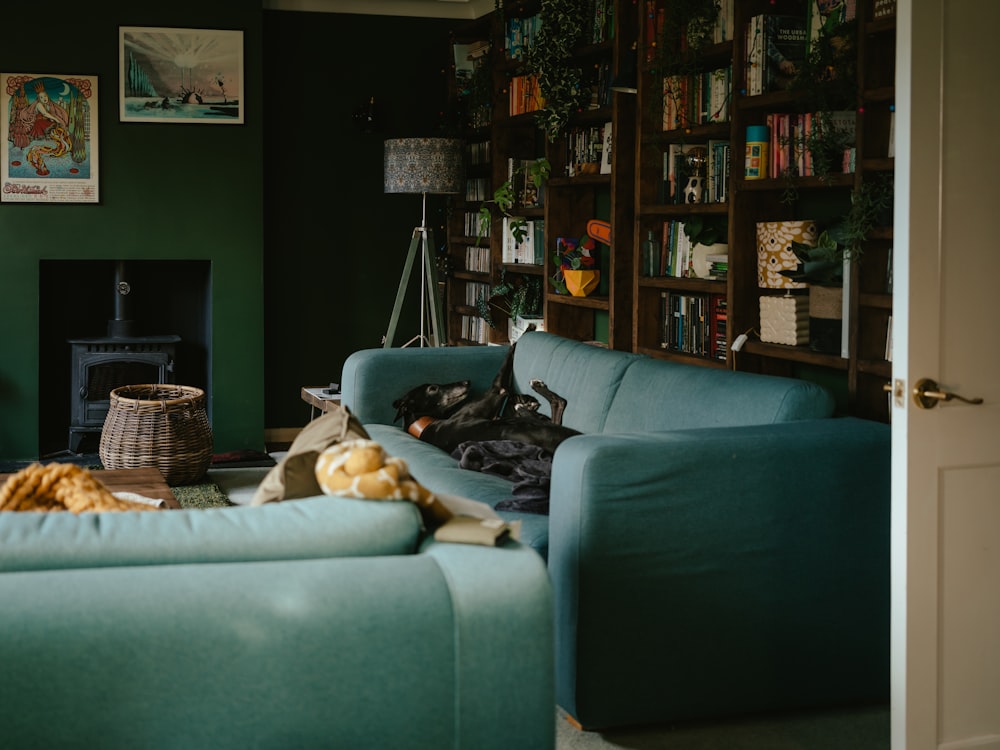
[0,495,554,749]
[341,331,891,730]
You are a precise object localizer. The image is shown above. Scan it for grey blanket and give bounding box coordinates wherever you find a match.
[451,439,553,515]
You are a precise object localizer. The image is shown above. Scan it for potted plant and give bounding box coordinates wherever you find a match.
[475,268,542,332]
[781,174,893,352]
[682,214,728,278]
[551,236,599,296]
[478,158,551,246]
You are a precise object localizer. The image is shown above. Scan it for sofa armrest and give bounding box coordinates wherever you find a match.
[423,538,555,748]
[0,543,554,750]
[547,417,890,728]
[341,345,510,425]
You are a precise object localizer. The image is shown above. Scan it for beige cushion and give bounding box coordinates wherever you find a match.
[251,407,369,505]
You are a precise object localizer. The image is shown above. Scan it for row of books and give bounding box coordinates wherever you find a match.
[565,122,612,177]
[501,218,545,265]
[745,1,857,97]
[745,13,806,96]
[466,176,490,202]
[459,314,490,345]
[643,0,736,63]
[662,66,732,131]
[660,292,728,362]
[663,140,729,205]
[505,14,541,60]
[463,211,488,238]
[508,73,544,116]
[643,220,729,279]
[467,140,490,167]
[463,281,491,307]
[464,245,490,274]
[766,110,856,178]
[583,62,614,111]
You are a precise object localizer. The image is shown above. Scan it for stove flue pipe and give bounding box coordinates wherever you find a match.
[108,260,136,338]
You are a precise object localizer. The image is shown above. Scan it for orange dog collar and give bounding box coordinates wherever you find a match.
[407,416,435,439]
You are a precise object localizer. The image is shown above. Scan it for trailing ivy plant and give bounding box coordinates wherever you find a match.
[528,0,589,141]
[648,0,722,129]
[783,172,894,286]
[789,16,858,115]
[839,171,894,260]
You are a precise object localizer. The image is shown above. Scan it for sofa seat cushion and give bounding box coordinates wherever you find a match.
[365,424,551,558]
[603,358,836,433]
[0,495,422,573]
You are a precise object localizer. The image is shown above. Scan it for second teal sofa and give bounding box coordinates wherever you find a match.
[342,331,891,730]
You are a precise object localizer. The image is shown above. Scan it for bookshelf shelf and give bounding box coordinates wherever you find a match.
[638,276,726,293]
[743,341,850,370]
[639,203,729,217]
[501,262,544,275]
[547,294,610,311]
[452,269,490,283]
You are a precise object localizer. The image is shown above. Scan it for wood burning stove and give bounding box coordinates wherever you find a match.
[67,335,179,453]
[66,260,181,453]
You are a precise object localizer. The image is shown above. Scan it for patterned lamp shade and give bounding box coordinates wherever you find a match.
[756,220,818,289]
[384,138,464,195]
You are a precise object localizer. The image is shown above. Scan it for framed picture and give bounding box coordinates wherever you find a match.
[119,26,244,124]
[1,73,99,204]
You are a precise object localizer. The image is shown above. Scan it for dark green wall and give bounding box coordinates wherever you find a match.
[0,0,264,460]
[262,11,456,430]
[0,5,459,459]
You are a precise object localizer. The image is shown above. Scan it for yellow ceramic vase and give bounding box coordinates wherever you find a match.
[563,270,600,297]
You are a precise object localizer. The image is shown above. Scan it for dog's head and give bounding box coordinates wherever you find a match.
[393,380,471,424]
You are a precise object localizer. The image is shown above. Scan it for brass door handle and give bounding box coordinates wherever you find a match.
[912,378,984,409]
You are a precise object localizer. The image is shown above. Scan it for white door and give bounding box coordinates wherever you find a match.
[893,1,1000,749]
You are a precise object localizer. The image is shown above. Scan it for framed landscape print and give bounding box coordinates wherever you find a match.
[1,73,99,204]
[119,26,244,124]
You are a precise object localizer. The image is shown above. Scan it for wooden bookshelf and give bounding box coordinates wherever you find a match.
[632,0,895,421]
[445,0,894,421]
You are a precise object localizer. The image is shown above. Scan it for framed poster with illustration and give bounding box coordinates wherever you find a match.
[1,73,99,204]
[119,27,244,124]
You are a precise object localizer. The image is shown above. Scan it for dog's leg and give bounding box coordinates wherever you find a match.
[530,379,567,426]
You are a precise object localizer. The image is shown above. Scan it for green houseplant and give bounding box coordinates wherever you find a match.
[527,0,589,141]
[782,174,893,351]
[477,158,551,245]
[475,268,542,331]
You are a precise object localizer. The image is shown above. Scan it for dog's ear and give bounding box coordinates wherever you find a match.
[392,398,405,424]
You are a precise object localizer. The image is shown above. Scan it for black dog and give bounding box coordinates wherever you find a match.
[392,343,579,455]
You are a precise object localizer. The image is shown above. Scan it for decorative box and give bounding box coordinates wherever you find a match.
[756,220,818,289]
[759,294,809,346]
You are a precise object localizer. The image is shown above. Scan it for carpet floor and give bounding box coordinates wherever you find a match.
[555,705,889,750]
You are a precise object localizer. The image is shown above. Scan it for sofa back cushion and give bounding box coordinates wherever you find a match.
[511,332,640,434]
[603,358,835,433]
[0,496,422,573]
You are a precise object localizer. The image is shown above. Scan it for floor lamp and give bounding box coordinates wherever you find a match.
[382,137,464,348]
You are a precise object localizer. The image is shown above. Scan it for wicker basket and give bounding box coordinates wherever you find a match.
[99,384,213,485]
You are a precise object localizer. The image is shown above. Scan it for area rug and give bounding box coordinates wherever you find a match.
[171,482,234,509]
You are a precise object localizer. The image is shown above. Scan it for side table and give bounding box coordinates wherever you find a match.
[301,386,341,420]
